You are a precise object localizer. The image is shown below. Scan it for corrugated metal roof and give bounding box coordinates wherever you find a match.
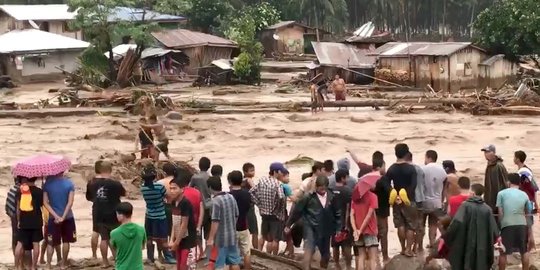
[479,54,505,66]
[107,7,184,22]
[373,42,483,57]
[105,45,181,59]
[152,29,237,49]
[0,4,184,22]
[267,21,310,30]
[0,29,89,53]
[211,59,233,70]
[0,4,76,21]
[311,42,375,68]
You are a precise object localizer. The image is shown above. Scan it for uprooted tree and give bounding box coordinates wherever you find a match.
[68,0,180,86]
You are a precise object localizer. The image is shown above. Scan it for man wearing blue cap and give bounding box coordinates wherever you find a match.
[482,144,508,214]
[249,162,286,254]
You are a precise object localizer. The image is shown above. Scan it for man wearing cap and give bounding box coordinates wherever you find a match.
[249,162,286,254]
[482,144,509,213]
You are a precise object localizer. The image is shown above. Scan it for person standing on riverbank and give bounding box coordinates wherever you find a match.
[386,143,417,257]
[190,157,212,242]
[250,163,286,253]
[86,160,126,268]
[242,163,258,250]
[497,173,531,270]
[482,144,509,214]
[110,202,146,270]
[43,173,76,270]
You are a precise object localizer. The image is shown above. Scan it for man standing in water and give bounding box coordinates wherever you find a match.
[141,115,170,160]
[482,144,509,214]
[386,144,417,257]
[331,74,347,110]
[43,173,76,270]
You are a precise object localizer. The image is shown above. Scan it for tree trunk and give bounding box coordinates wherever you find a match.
[314,4,320,42]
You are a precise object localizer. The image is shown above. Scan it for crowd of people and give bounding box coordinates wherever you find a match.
[5,142,538,270]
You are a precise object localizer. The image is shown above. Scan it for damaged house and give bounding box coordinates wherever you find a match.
[260,21,330,57]
[372,42,517,91]
[0,29,89,82]
[309,42,376,84]
[152,29,237,75]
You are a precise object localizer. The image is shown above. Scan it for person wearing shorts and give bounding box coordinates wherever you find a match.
[15,177,44,270]
[141,165,176,264]
[228,171,252,268]
[87,160,126,267]
[497,173,532,270]
[43,174,76,270]
[207,177,241,270]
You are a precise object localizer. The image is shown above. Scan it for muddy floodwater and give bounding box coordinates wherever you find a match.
[1,83,540,268]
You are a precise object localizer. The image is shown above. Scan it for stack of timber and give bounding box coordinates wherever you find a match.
[375,68,415,86]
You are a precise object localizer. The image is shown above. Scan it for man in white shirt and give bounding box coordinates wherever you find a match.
[418,150,447,249]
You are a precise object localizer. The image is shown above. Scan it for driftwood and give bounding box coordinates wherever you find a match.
[250,249,322,270]
[488,106,540,116]
[212,88,254,96]
[117,49,138,88]
[0,108,125,119]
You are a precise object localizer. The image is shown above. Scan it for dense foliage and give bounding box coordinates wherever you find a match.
[222,4,277,84]
[474,0,540,59]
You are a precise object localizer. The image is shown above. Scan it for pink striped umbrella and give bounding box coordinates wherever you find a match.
[12,154,71,178]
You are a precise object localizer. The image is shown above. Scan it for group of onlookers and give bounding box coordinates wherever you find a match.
[6,142,537,270]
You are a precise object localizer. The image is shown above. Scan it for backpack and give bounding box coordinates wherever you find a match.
[19,184,33,212]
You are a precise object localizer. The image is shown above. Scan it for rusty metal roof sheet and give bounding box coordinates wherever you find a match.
[152,29,237,49]
[372,42,485,57]
[311,42,375,68]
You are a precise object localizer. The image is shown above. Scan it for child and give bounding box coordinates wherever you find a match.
[425,215,452,264]
[447,177,471,217]
[169,177,197,270]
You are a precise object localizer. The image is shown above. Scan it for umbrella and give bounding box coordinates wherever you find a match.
[352,173,380,201]
[12,154,71,178]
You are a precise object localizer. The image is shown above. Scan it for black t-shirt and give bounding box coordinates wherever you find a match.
[375,175,391,217]
[88,178,126,224]
[331,185,352,228]
[386,163,417,202]
[178,197,197,249]
[17,185,43,229]
[229,189,251,231]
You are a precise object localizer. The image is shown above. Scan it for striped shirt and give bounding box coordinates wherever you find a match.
[5,184,20,219]
[141,183,167,220]
[211,193,239,247]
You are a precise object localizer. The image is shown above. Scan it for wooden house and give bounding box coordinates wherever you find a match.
[259,21,329,57]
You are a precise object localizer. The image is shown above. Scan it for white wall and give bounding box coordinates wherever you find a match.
[21,50,82,77]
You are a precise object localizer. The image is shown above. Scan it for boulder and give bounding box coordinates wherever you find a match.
[384,254,425,270]
[165,111,182,120]
[384,255,445,270]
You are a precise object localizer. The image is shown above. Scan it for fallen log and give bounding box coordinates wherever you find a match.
[250,249,322,270]
[0,108,125,119]
[296,98,471,108]
[212,88,255,96]
[488,106,540,116]
[182,107,308,114]
[347,85,424,92]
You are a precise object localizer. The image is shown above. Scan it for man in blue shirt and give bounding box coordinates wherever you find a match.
[497,173,532,270]
[43,174,76,270]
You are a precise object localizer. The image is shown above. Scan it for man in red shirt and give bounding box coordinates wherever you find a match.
[176,170,204,260]
[447,177,471,217]
[351,158,381,270]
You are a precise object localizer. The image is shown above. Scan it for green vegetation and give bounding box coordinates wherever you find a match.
[222,3,279,84]
[474,0,540,60]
